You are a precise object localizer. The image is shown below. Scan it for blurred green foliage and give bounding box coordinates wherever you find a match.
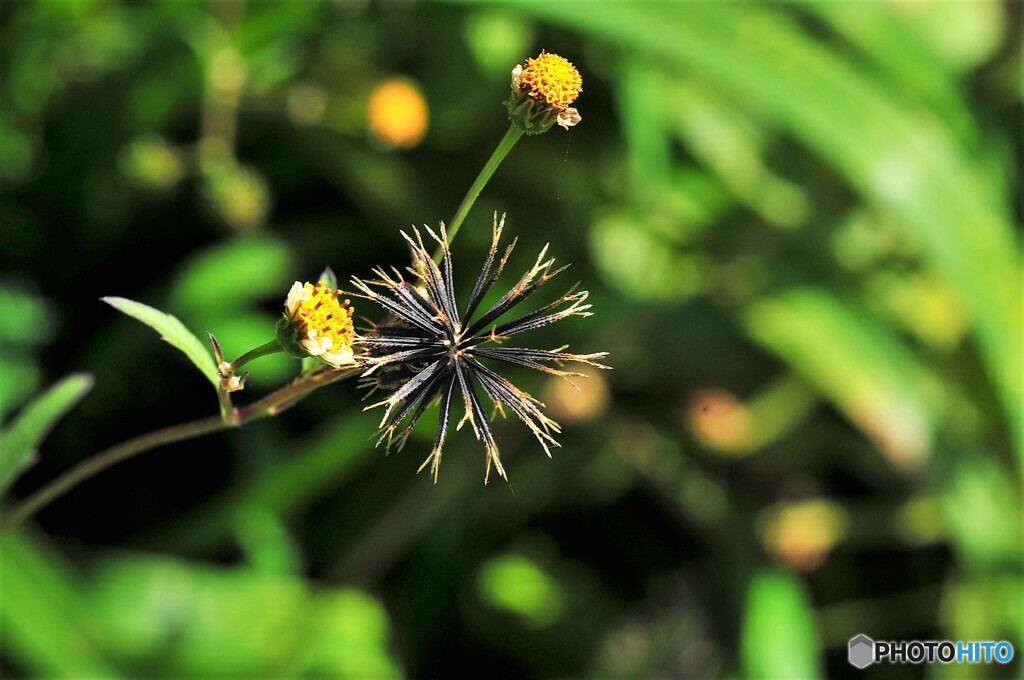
[2,529,399,677]
[477,551,567,628]
[742,570,820,678]
[0,1,1020,678]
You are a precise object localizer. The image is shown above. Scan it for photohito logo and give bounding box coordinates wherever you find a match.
[848,634,1014,668]
[848,634,875,669]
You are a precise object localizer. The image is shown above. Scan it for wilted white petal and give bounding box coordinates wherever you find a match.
[321,348,356,367]
[556,107,581,130]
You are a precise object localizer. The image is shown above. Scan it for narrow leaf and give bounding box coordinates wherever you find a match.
[743,289,943,470]
[102,296,218,386]
[0,373,94,495]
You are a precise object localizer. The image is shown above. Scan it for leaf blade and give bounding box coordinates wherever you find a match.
[102,296,218,387]
[0,373,94,495]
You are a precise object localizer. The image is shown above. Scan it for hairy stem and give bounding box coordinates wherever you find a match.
[0,366,359,534]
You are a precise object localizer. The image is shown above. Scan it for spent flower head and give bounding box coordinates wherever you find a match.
[351,214,609,483]
[276,281,356,368]
[507,51,582,134]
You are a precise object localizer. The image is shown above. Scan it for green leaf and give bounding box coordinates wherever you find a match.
[102,296,218,386]
[742,569,821,679]
[0,373,94,495]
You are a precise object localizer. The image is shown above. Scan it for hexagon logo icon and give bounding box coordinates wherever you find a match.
[848,634,875,669]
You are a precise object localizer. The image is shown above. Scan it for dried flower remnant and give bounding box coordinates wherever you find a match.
[276,281,357,368]
[352,214,609,482]
[507,51,582,134]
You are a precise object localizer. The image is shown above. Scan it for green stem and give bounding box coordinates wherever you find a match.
[0,366,360,534]
[0,416,225,534]
[230,339,283,371]
[437,123,524,261]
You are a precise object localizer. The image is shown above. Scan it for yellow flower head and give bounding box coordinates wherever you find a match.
[506,51,582,134]
[278,281,356,367]
[366,78,429,149]
[518,51,582,111]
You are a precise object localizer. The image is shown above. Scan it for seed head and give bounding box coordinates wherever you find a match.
[351,214,609,483]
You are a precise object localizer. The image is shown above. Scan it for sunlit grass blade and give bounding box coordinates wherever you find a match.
[743,289,944,470]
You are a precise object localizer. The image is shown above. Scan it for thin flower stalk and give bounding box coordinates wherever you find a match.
[442,50,582,259]
[0,365,360,532]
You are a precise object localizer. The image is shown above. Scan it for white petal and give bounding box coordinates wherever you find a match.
[285,281,311,316]
[300,329,333,357]
[321,348,355,367]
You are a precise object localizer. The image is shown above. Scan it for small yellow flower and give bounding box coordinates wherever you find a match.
[277,281,356,367]
[366,78,429,149]
[507,51,582,134]
[518,51,582,111]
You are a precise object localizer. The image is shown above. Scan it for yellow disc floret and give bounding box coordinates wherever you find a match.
[519,51,582,111]
[280,281,356,367]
